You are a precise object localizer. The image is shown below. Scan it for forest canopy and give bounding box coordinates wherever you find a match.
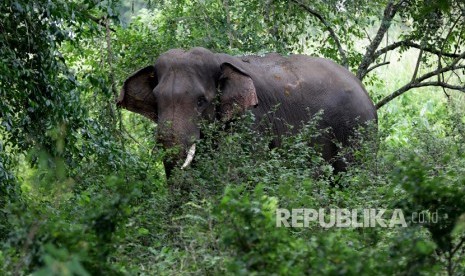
[1,0,465,275]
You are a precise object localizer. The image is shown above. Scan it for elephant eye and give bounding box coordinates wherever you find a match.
[197,96,208,107]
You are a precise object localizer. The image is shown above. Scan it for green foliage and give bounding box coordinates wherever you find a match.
[215,184,305,274]
[0,0,85,153]
[1,0,465,275]
[394,155,465,250]
[2,133,165,272]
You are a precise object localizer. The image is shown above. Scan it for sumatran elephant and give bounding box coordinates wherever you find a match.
[117,47,377,176]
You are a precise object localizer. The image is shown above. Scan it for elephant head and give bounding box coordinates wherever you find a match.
[117,48,258,175]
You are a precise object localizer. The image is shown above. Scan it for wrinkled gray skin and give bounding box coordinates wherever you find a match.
[117,47,377,176]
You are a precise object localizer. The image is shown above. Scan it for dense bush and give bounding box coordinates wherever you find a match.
[4,103,465,274]
[1,0,465,275]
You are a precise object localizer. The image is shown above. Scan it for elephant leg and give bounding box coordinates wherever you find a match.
[321,139,349,182]
[331,156,348,175]
[163,160,175,178]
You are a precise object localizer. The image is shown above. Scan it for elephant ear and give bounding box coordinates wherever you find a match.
[219,62,258,121]
[117,65,158,121]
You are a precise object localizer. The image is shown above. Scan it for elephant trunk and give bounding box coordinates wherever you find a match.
[157,121,199,173]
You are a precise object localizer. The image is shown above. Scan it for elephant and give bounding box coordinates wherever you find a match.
[117,47,377,177]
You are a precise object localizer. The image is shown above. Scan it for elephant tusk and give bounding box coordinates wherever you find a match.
[181,144,196,169]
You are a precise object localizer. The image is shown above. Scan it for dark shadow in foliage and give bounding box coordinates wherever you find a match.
[392,155,465,275]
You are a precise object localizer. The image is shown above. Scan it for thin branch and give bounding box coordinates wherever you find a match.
[411,49,423,82]
[374,40,462,60]
[411,81,465,91]
[451,236,465,257]
[87,14,116,32]
[442,88,451,100]
[438,55,443,83]
[376,51,465,109]
[450,69,464,83]
[365,61,390,75]
[383,28,389,63]
[363,28,373,44]
[446,235,465,276]
[290,0,348,68]
[438,14,462,101]
[222,0,234,48]
[104,17,118,101]
[376,80,464,110]
[440,14,461,55]
[438,55,448,99]
[448,247,454,276]
[105,16,128,183]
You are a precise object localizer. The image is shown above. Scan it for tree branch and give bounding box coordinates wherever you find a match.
[411,49,423,82]
[87,14,116,32]
[365,61,390,75]
[376,51,465,109]
[290,0,348,68]
[104,17,118,100]
[374,40,462,60]
[363,28,373,44]
[451,236,465,257]
[411,81,465,91]
[356,0,406,80]
[223,0,234,48]
[104,16,129,183]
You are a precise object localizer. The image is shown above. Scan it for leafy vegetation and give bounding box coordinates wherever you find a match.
[1,0,464,275]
